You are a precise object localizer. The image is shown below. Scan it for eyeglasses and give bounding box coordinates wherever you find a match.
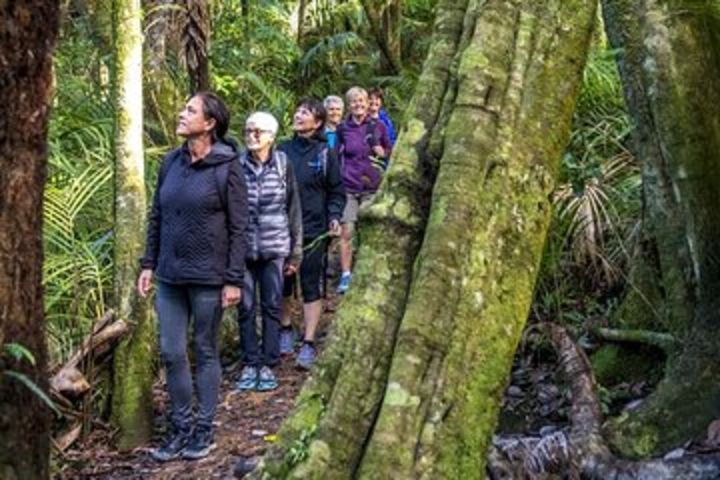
[244,128,272,137]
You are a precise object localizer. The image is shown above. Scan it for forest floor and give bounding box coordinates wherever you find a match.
[54,294,341,480]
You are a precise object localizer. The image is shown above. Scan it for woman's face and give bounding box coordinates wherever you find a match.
[349,94,368,119]
[244,121,275,152]
[326,102,344,127]
[293,106,322,134]
[176,96,214,138]
[368,95,382,117]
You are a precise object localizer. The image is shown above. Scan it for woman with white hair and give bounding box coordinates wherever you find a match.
[323,95,344,150]
[235,111,302,391]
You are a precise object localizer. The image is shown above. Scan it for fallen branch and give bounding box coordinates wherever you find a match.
[487,324,720,479]
[591,326,677,352]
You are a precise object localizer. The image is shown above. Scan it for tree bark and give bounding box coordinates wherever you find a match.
[0,2,60,479]
[109,0,155,450]
[254,0,595,478]
[601,0,720,457]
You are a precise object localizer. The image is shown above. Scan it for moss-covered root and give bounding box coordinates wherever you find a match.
[357,1,597,478]
[254,1,470,477]
[600,0,720,456]
[109,0,155,449]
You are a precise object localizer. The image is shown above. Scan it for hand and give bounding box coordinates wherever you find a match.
[328,220,341,237]
[137,269,154,298]
[284,263,298,277]
[372,145,385,158]
[222,285,242,308]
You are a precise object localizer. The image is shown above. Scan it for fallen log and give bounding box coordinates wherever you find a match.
[50,311,128,398]
[487,324,720,479]
[591,326,677,353]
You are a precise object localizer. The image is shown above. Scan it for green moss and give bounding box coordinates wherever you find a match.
[591,344,664,386]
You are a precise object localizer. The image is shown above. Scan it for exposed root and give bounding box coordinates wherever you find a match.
[487,324,720,479]
[591,326,677,353]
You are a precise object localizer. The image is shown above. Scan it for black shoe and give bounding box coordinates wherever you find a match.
[151,428,192,462]
[182,426,216,460]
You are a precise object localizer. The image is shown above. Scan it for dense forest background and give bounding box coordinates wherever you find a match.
[5,0,720,478]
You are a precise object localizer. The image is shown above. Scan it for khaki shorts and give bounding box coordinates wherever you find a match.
[341,193,374,224]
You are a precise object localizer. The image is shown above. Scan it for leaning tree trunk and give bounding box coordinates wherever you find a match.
[0,2,60,479]
[110,0,155,450]
[600,0,720,458]
[255,0,596,478]
[361,0,402,74]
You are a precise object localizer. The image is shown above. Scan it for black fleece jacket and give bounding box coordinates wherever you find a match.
[278,133,346,239]
[140,140,248,287]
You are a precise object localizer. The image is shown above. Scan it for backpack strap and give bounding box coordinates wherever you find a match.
[214,162,230,209]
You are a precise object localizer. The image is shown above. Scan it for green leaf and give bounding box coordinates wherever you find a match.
[3,371,62,417]
[3,343,36,366]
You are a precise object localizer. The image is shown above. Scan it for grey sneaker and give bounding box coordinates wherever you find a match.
[296,343,316,370]
[182,426,216,460]
[256,366,278,391]
[280,328,296,356]
[235,366,258,391]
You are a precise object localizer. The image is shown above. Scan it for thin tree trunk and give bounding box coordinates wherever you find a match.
[361,0,402,74]
[110,0,155,450]
[255,0,595,478]
[0,2,60,478]
[297,0,307,44]
[601,0,720,458]
[183,0,210,93]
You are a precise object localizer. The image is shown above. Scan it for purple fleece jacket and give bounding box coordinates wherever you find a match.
[338,115,392,194]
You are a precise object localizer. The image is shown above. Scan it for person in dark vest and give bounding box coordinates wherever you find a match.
[278,98,345,369]
[235,111,303,391]
[336,86,392,294]
[138,92,248,461]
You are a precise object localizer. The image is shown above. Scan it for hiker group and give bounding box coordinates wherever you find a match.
[136,86,395,461]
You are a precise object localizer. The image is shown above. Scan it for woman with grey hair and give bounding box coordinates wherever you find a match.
[235,111,303,391]
[323,95,344,150]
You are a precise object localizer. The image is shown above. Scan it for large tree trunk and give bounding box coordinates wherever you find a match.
[601,0,720,458]
[0,2,60,479]
[255,0,596,478]
[110,0,155,450]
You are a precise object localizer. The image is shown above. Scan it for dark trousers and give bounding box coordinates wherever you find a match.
[238,258,284,367]
[156,281,223,430]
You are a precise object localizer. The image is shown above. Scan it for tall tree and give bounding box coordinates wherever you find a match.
[110,0,155,449]
[361,0,402,74]
[182,0,210,92]
[255,0,596,477]
[0,2,60,478]
[601,0,720,457]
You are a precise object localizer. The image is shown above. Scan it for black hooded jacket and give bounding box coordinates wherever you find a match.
[278,133,345,240]
[140,140,248,287]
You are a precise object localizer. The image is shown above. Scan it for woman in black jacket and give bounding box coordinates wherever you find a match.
[137,92,248,462]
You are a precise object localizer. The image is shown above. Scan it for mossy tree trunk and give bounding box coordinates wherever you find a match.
[601,0,720,458]
[0,2,60,479]
[255,0,596,478]
[110,0,155,450]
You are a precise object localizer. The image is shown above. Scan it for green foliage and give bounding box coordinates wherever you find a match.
[534,46,641,323]
[1,344,61,417]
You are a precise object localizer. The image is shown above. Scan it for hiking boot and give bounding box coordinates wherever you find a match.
[280,328,296,356]
[256,366,278,391]
[296,342,316,370]
[151,427,192,462]
[182,425,216,460]
[235,366,258,391]
[336,272,352,294]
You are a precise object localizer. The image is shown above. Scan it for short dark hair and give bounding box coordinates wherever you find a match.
[194,91,230,141]
[368,87,384,101]
[296,97,327,130]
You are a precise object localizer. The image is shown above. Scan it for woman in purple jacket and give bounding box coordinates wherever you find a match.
[336,86,392,293]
